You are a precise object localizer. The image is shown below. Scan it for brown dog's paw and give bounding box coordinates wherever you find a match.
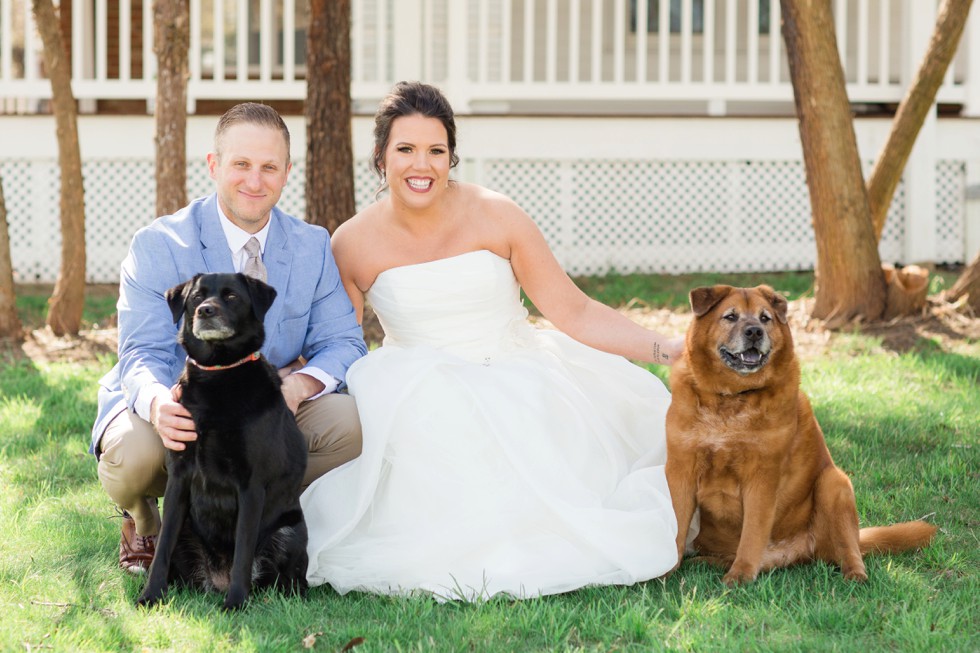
[722,562,758,586]
[721,571,756,586]
[842,565,868,582]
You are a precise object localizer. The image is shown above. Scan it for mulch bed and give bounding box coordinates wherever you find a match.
[4,296,977,366]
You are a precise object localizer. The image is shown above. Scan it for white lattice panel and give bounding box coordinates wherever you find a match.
[569,162,635,274]
[736,161,812,271]
[1,154,970,283]
[480,159,923,276]
[84,160,156,282]
[936,160,966,263]
[354,159,380,212]
[1,161,46,282]
[280,160,307,218]
[185,162,214,205]
[870,159,907,264]
[487,157,954,277]
[481,159,565,253]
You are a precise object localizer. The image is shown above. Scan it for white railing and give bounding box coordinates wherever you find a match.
[1,0,978,116]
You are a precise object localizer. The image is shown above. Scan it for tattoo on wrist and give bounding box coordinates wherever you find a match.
[653,343,663,361]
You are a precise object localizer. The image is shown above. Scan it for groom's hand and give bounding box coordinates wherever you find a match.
[280,370,325,414]
[150,385,197,451]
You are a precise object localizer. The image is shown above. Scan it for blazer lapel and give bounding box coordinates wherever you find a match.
[262,210,290,332]
[200,195,233,273]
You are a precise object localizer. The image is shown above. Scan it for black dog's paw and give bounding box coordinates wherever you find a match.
[135,587,165,608]
[222,586,249,611]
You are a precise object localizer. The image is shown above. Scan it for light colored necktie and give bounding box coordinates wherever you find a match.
[242,237,267,282]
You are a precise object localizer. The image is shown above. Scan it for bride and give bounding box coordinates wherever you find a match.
[300,81,683,601]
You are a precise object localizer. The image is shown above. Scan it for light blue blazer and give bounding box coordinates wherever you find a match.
[90,194,367,455]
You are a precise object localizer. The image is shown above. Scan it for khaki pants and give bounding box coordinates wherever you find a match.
[96,392,361,536]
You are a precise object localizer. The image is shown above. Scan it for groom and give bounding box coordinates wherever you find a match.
[90,102,366,574]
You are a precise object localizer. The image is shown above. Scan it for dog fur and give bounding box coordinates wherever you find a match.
[135,272,309,610]
[665,284,936,585]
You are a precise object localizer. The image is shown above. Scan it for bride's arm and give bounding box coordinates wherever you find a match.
[330,221,367,325]
[504,202,683,366]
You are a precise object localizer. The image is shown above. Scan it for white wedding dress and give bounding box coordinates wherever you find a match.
[301,250,678,601]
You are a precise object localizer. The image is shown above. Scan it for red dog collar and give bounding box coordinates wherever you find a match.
[187,351,260,371]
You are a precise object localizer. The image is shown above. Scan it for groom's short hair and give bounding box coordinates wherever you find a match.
[214,102,291,162]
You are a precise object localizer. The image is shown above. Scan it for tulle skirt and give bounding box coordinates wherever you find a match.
[300,329,678,601]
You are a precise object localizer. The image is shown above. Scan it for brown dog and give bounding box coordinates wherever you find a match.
[665,285,936,585]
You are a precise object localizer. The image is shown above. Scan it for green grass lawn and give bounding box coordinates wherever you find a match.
[1,275,977,652]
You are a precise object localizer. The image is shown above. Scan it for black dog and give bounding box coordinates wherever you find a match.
[136,273,309,610]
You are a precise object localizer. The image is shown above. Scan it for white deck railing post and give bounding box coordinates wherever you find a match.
[391,0,424,84]
[188,0,201,115]
[143,0,154,114]
[963,5,980,117]
[900,0,938,265]
[0,0,9,87]
[77,0,97,112]
[965,163,980,259]
[445,0,470,112]
[24,0,38,108]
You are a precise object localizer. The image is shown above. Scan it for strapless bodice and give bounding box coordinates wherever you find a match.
[366,250,534,360]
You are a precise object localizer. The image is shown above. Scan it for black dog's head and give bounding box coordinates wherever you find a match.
[165,273,277,367]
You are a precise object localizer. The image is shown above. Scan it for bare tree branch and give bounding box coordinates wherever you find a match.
[866,0,975,240]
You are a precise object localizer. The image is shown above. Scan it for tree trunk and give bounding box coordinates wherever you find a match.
[866,0,974,240]
[946,251,980,313]
[153,0,189,218]
[0,170,23,338]
[780,0,885,324]
[305,0,355,233]
[32,0,85,336]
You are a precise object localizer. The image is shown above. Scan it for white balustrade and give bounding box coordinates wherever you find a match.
[0,0,973,116]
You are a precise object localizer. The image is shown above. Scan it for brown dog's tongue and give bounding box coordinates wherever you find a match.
[741,350,762,365]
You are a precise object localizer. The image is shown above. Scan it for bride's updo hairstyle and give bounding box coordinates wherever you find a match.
[372,81,460,194]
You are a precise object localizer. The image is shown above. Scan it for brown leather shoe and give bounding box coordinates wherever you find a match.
[119,514,156,574]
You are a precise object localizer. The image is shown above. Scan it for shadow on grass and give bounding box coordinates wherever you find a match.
[909,347,980,383]
[12,515,964,653]
[0,358,100,497]
[812,347,978,454]
[52,527,329,651]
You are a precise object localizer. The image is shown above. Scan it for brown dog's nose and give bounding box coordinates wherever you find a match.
[196,303,216,318]
[744,325,764,341]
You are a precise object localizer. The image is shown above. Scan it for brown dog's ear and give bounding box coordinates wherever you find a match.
[690,285,733,317]
[241,274,278,322]
[165,277,195,324]
[758,285,789,324]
